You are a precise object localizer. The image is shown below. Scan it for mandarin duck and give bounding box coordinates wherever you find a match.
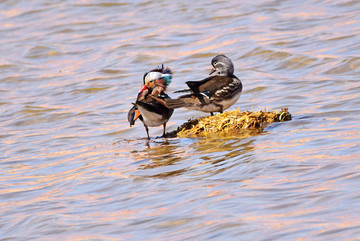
[128,65,174,140]
[165,55,242,116]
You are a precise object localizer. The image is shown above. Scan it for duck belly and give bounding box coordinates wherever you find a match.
[184,92,242,113]
[186,104,221,113]
[137,106,167,127]
[217,91,242,110]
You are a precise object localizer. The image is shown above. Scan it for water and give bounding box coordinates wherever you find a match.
[1,0,360,240]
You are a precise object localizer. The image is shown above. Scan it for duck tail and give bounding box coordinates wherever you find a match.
[174,88,191,93]
[164,98,187,109]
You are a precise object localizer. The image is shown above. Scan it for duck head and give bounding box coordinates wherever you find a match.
[143,65,173,90]
[209,55,234,76]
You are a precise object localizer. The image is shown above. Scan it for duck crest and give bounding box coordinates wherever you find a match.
[152,64,173,86]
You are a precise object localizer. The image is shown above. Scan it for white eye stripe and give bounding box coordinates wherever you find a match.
[147,72,162,81]
[145,71,173,84]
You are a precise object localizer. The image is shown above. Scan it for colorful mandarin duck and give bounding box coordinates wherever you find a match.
[128,65,174,140]
[165,55,242,116]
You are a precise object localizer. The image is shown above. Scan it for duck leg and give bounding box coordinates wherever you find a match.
[143,124,150,140]
[162,123,166,137]
[213,103,224,114]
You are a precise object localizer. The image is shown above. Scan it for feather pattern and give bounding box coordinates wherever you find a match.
[165,55,242,115]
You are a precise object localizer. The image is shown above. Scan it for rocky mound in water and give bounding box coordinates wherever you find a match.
[166,108,291,138]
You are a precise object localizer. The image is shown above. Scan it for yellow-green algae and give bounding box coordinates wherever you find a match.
[166,108,291,138]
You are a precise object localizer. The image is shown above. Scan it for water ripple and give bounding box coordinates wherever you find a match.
[1,0,360,240]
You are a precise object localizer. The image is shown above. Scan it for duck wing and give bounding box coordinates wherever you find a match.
[186,75,237,99]
[185,76,214,94]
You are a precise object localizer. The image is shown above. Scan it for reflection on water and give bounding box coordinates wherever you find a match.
[1,0,360,240]
[128,138,256,179]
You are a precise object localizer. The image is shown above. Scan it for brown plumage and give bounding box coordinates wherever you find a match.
[165,55,242,115]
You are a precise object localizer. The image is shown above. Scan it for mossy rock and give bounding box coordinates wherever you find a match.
[166,108,291,138]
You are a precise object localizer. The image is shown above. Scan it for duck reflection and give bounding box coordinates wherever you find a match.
[129,137,256,179]
[129,140,183,170]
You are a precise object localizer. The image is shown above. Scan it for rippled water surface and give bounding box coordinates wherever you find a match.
[1,0,360,240]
